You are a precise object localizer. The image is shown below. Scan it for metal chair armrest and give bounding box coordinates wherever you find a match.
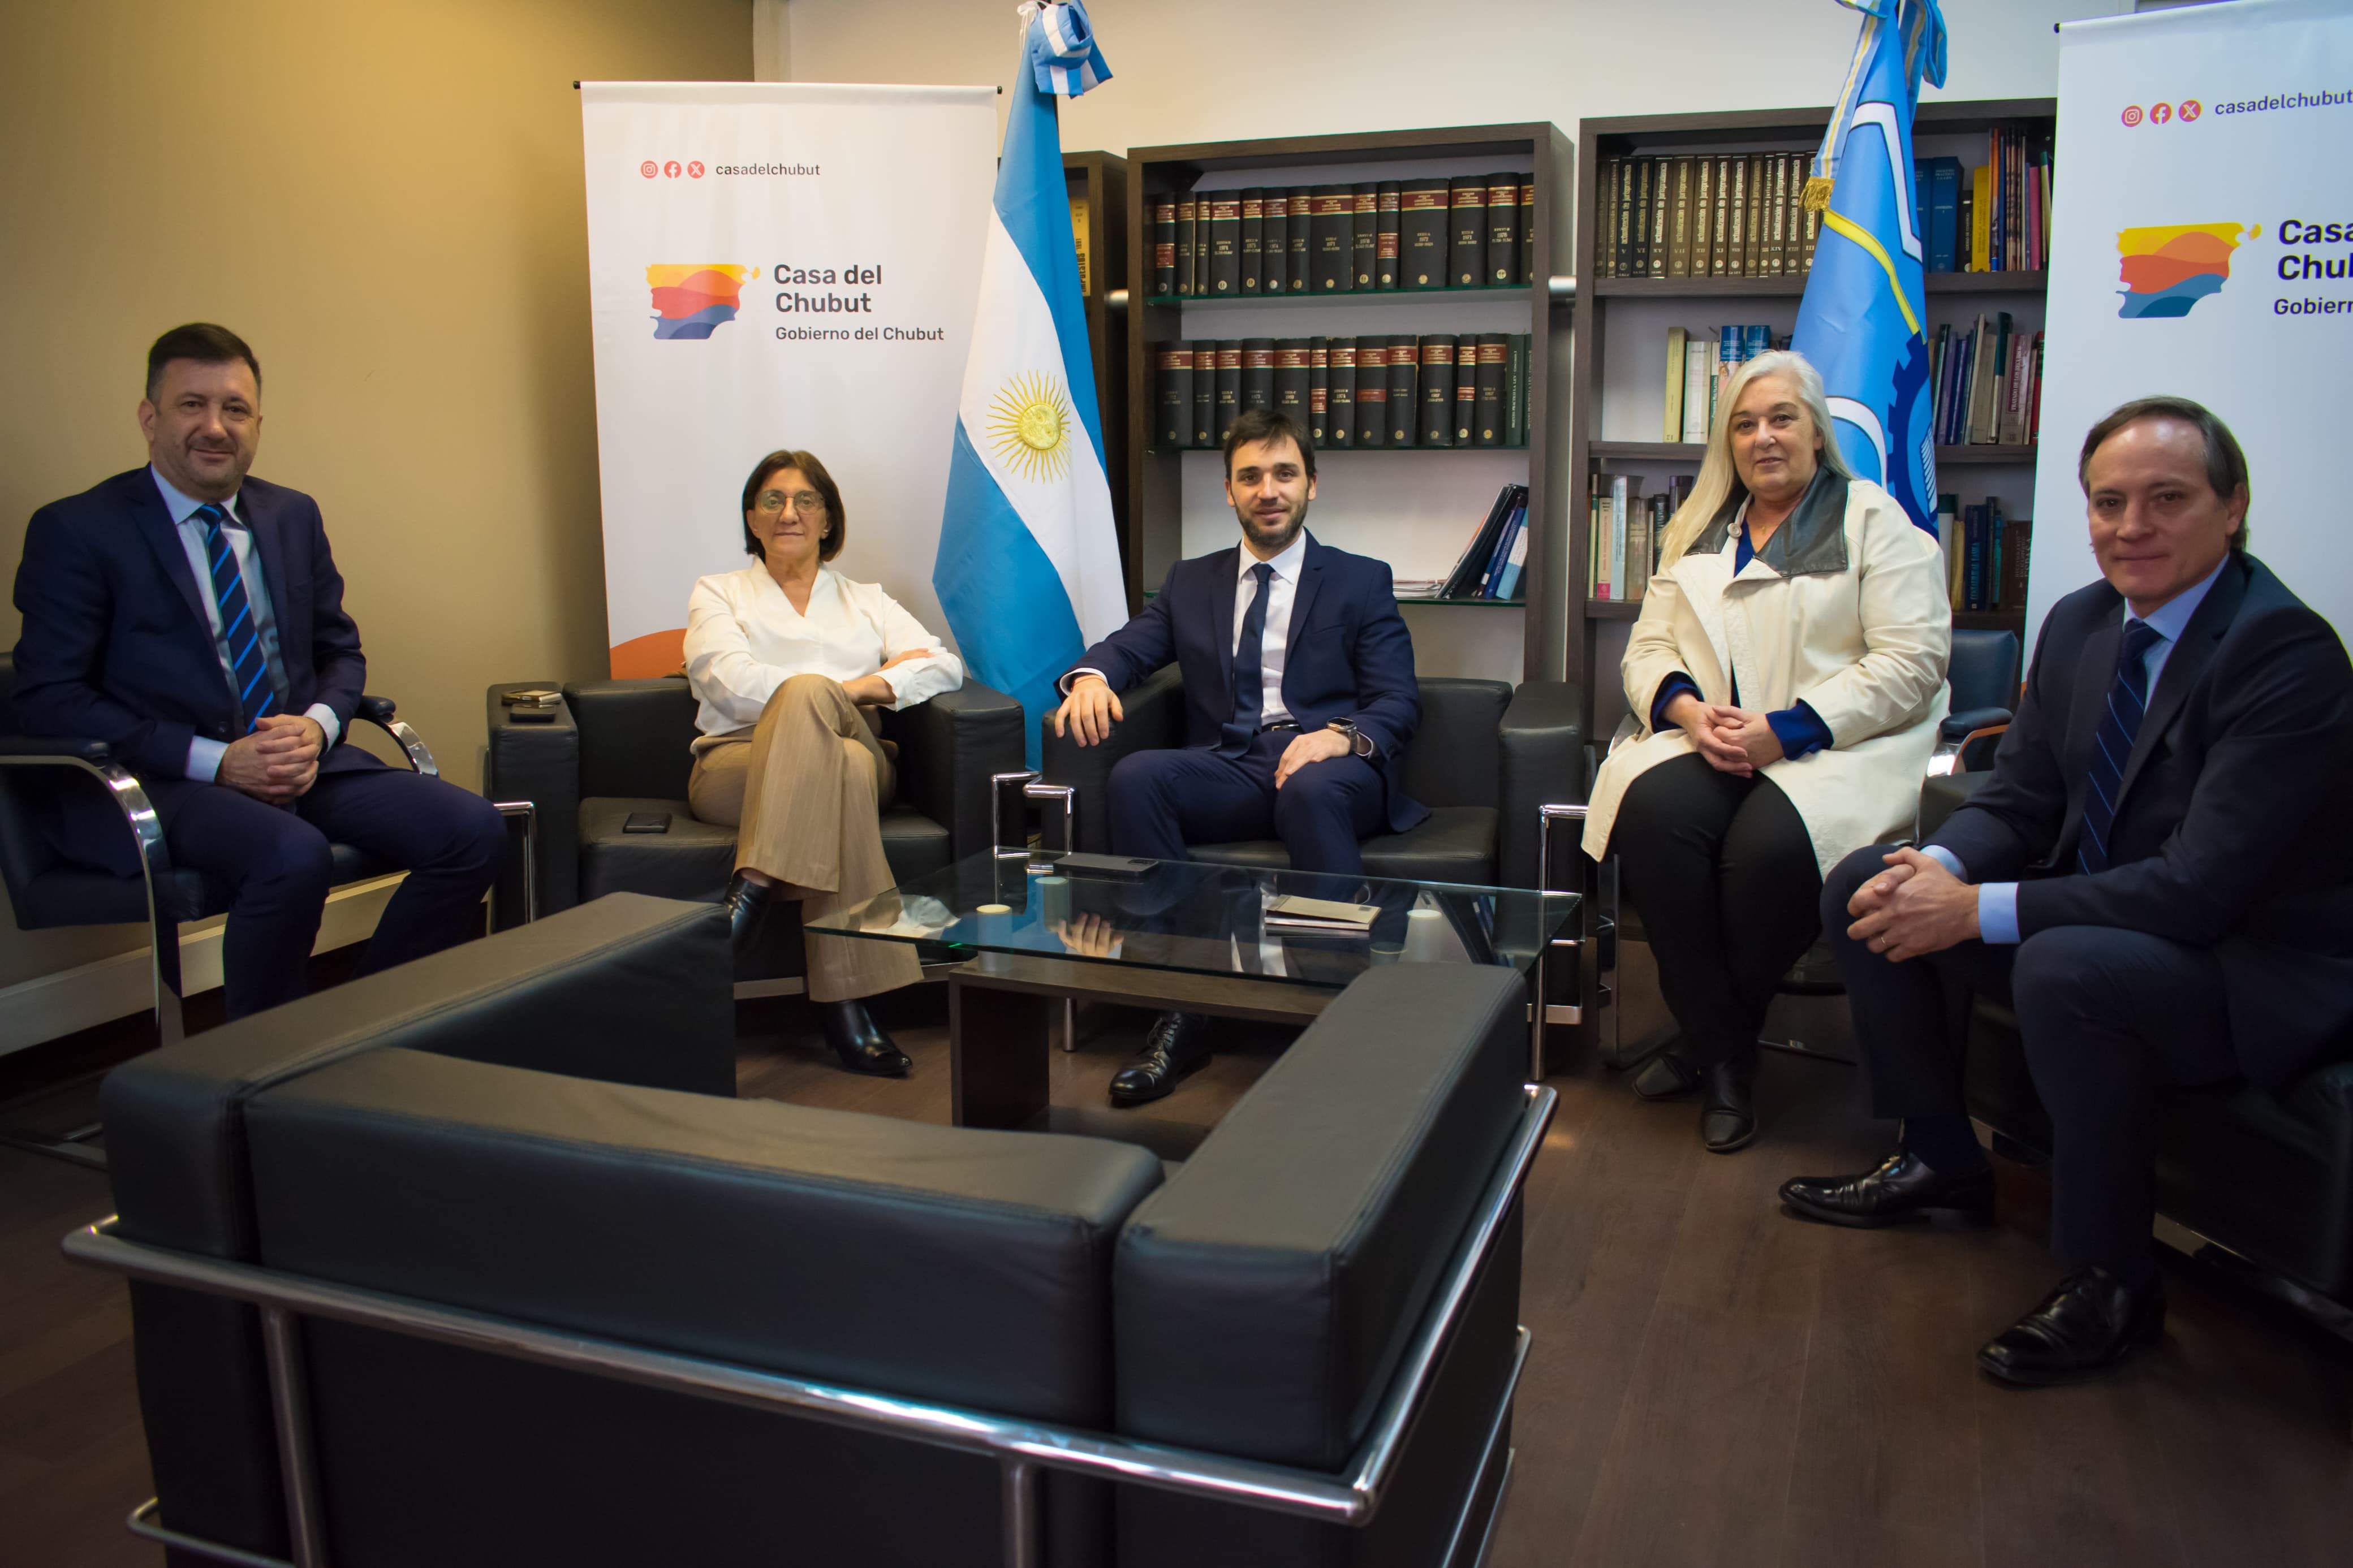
[0,750,183,1044]
[351,696,438,776]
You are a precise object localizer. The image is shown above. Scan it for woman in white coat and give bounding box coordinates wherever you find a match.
[686,448,965,1078]
[1584,350,1950,1151]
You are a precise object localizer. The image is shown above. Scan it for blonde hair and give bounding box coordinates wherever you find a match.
[1655,348,1850,567]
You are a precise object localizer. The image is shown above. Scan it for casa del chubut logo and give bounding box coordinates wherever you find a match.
[645,264,756,340]
[2114,223,2249,319]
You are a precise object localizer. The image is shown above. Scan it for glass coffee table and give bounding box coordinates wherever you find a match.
[807,850,1579,1135]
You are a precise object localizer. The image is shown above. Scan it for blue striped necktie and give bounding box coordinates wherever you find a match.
[194,502,278,732]
[2076,619,2165,875]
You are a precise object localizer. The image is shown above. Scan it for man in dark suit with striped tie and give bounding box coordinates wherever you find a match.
[1781,396,2353,1385]
[11,323,506,1019]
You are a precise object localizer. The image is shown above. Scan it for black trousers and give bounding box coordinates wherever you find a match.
[1822,845,2239,1278]
[1613,753,1824,1070]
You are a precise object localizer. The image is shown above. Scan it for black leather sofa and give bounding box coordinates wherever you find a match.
[483,675,1023,979]
[1920,772,2353,1322]
[1036,669,1583,888]
[84,892,1547,1567]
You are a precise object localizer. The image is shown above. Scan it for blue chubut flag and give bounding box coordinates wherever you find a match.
[933,1,1126,768]
[1791,0,1949,535]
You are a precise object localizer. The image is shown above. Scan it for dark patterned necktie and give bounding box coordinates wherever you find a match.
[194,502,278,732]
[2076,619,2165,874]
[1218,562,1276,757]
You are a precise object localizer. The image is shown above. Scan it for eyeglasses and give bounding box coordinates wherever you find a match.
[755,489,826,518]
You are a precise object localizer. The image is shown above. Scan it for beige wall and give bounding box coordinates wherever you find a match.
[786,0,2113,152]
[0,0,749,991]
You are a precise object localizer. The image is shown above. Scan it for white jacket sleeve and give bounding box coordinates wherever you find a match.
[1621,568,1703,735]
[684,577,785,729]
[870,588,965,710]
[1794,496,1952,746]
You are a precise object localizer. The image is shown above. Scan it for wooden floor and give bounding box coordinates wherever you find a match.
[3,964,2350,1566]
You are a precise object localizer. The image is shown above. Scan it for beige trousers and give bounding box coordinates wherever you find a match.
[687,674,921,1003]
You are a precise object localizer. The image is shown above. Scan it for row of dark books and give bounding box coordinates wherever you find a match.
[1411,484,1531,602]
[1152,176,1536,299]
[1938,495,2030,612]
[1934,312,2043,447]
[1592,152,1822,280]
[1154,335,1535,452]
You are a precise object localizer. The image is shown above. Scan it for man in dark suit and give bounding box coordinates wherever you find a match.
[11,323,507,1020]
[1051,407,1423,1103]
[1782,396,2353,1384]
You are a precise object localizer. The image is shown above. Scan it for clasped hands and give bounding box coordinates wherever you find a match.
[1662,692,1784,776]
[1052,674,1350,787]
[1843,848,1980,962]
[214,713,326,802]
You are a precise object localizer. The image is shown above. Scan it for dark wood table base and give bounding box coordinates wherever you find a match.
[948,953,1334,1134]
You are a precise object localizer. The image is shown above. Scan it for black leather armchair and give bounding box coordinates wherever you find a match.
[76,896,1550,1567]
[0,652,450,1164]
[484,675,1024,985]
[1920,773,2353,1328]
[1931,627,2022,777]
[1034,670,1584,888]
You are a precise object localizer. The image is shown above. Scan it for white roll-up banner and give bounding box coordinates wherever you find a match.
[2030,0,2353,651]
[580,82,996,676]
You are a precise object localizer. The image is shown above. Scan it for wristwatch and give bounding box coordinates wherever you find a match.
[1328,719,1374,757]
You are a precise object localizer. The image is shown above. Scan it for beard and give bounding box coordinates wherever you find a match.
[1237,492,1309,555]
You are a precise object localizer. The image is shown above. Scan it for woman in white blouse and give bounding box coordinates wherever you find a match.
[1581,351,1949,1152]
[684,449,964,1077]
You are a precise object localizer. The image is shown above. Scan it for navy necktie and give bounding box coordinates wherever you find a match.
[1218,562,1276,757]
[2076,619,2165,874]
[195,503,279,732]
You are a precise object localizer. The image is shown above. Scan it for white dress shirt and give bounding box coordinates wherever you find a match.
[151,466,342,781]
[1232,529,1307,725]
[683,564,964,742]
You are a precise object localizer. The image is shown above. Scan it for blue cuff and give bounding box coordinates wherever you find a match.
[1650,673,1701,733]
[1976,882,2020,944]
[187,735,227,781]
[1920,845,1966,880]
[1765,699,1833,761]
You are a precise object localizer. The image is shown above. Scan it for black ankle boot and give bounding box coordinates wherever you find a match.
[818,999,911,1078]
[721,873,772,954]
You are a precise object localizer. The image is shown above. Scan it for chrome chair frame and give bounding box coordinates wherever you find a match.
[66,1083,1555,1568]
[0,707,445,1170]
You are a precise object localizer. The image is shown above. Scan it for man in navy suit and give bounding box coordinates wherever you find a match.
[1051,407,1423,1102]
[1784,396,2353,1385]
[11,323,507,1020]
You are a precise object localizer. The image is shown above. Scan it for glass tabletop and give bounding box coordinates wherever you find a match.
[804,850,1580,992]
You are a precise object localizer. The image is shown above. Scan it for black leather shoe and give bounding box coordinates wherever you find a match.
[1977,1267,2164,1386]
[1700,1049,1758,1154]
[1630,1048,1702,1101]
[1109,1012,1212,1107]
[817,999,911,1078]
[1779,1150,1994,1229]
[721,873,772,955]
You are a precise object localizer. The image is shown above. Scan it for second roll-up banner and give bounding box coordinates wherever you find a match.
[580,82,996,676]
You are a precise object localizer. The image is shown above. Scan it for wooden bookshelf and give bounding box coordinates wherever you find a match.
[1065,151,1130,562]
[1123,124,1574,680]
[1566,98,2056,719]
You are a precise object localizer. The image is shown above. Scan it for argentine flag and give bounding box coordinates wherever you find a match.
[934,0,1126,766]
[1791,0,1949,535]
